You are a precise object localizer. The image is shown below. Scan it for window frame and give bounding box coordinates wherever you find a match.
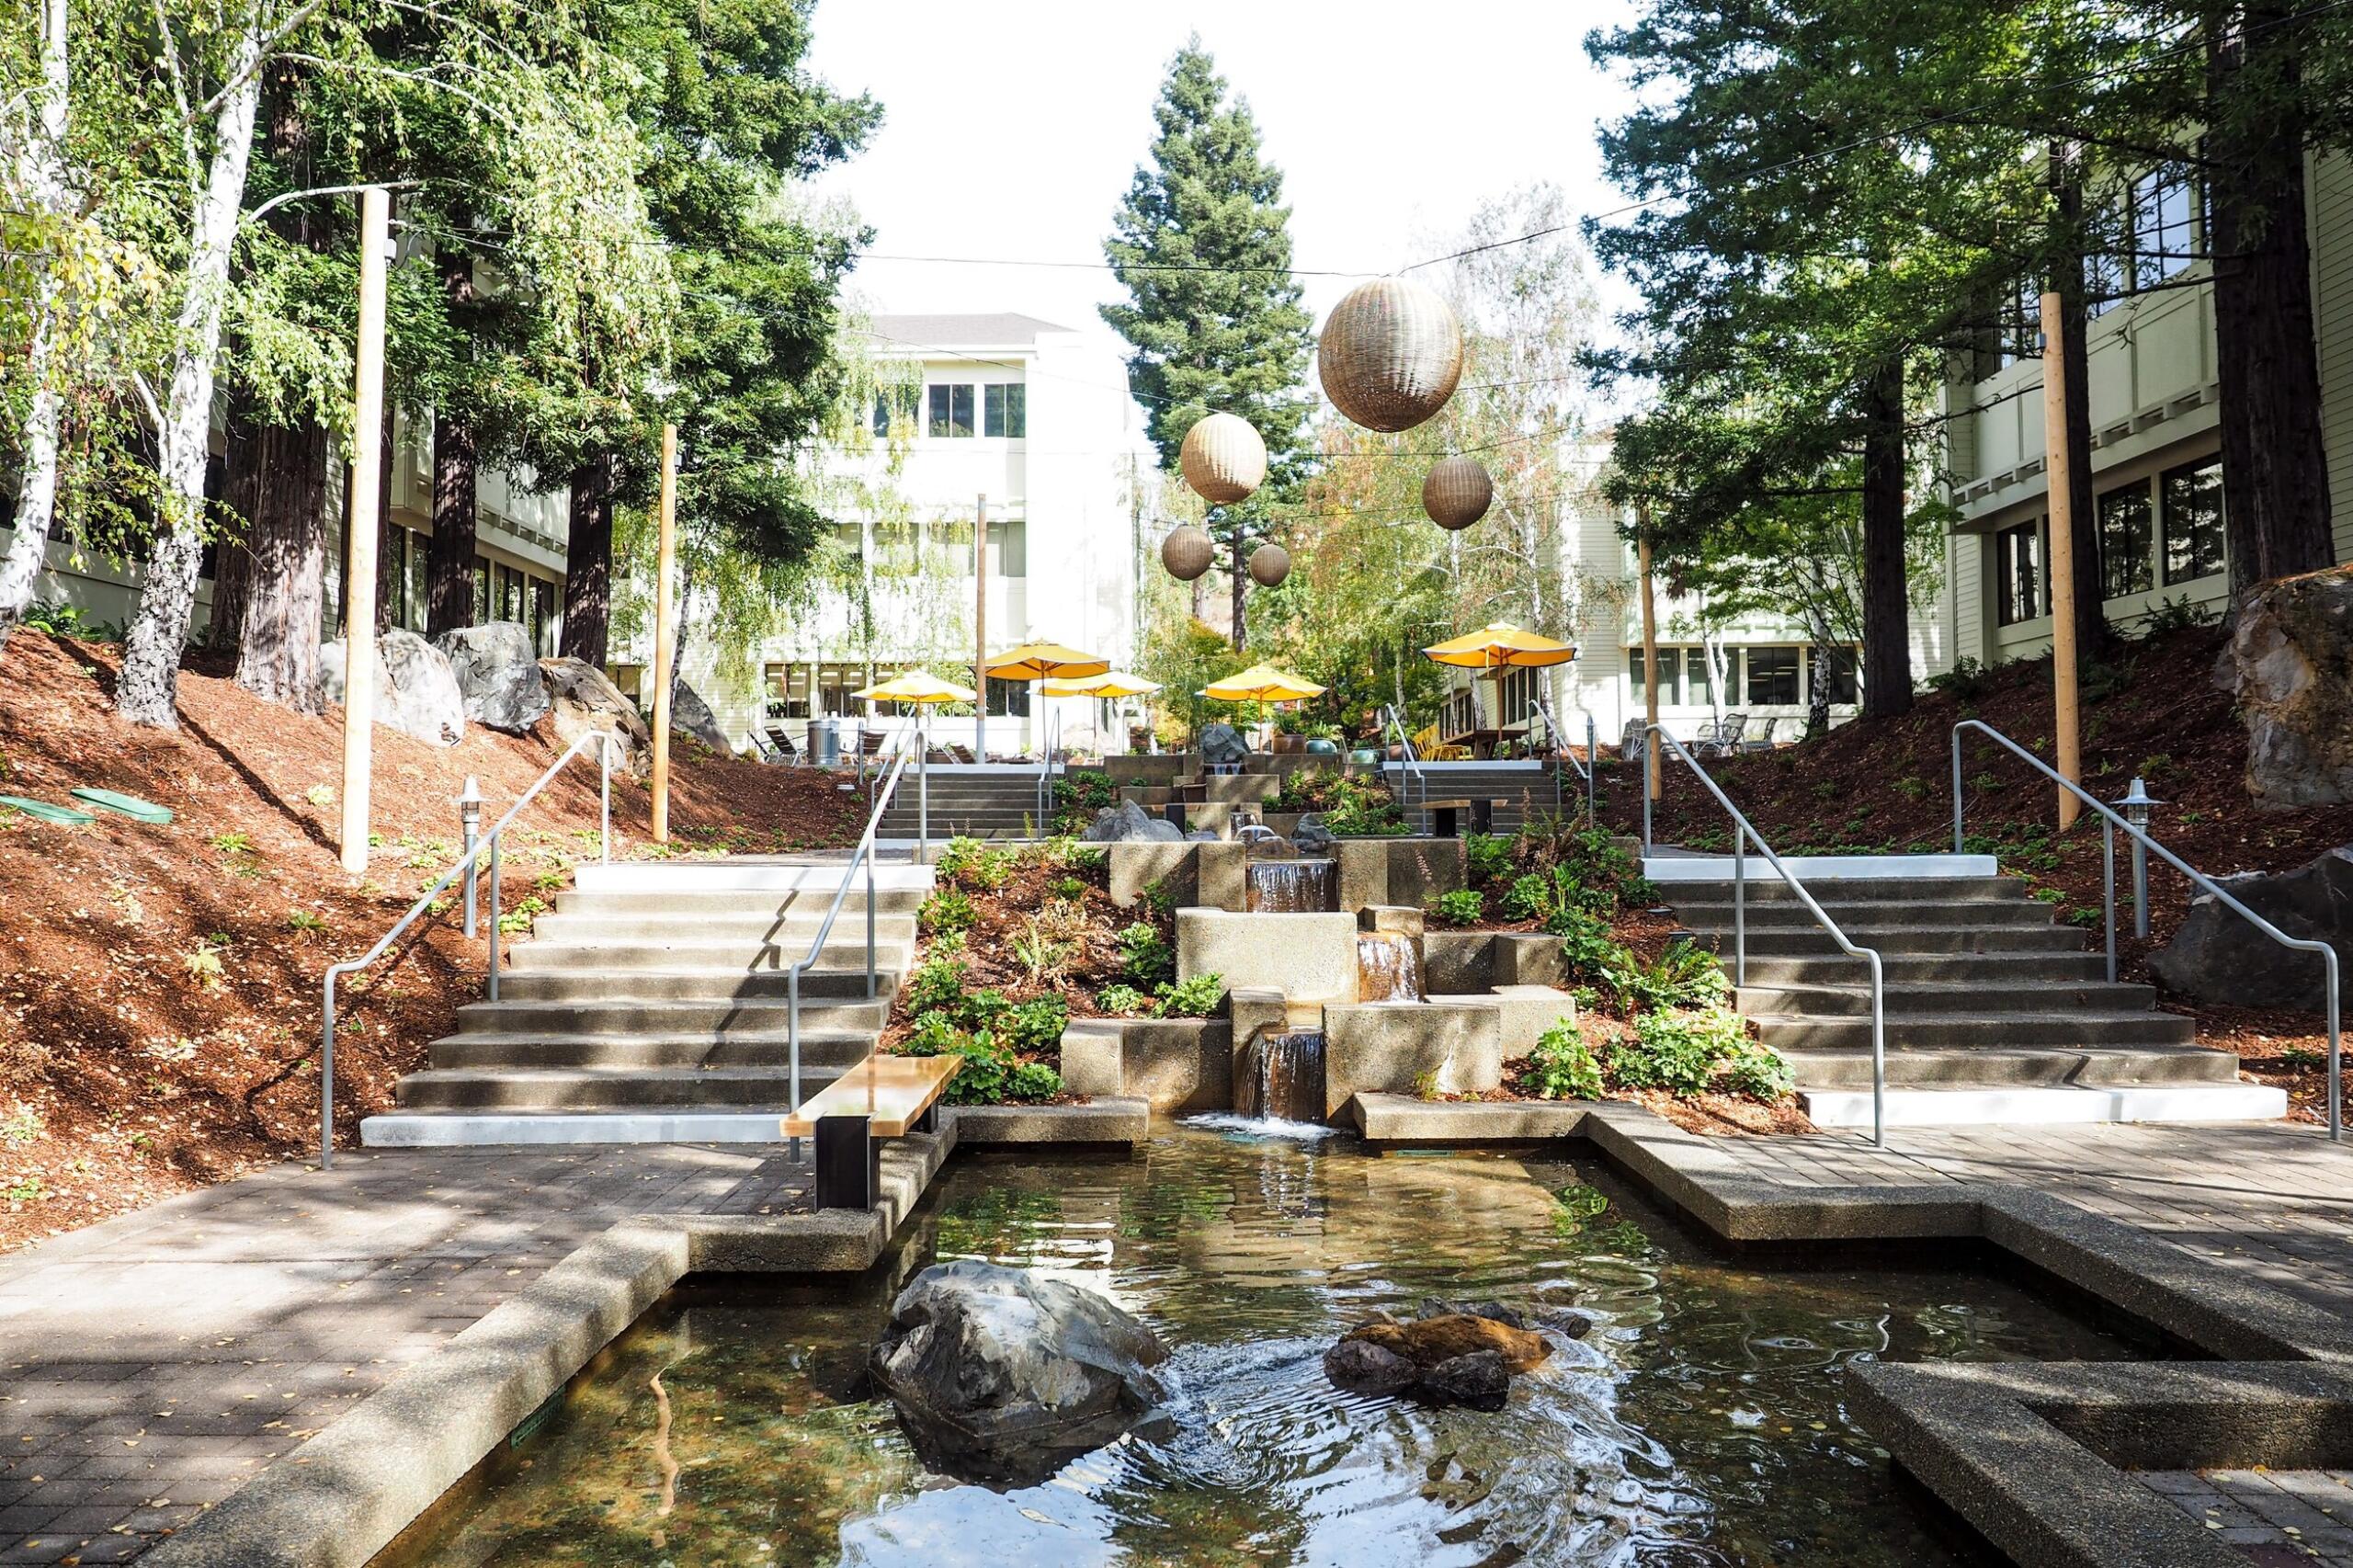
[2159,458,2225,587]
[1995,518,2047,628]
[1743,645,1802,707]
[2096,480,2156,602]
[983,382,1027,438]
[926,382,976,438]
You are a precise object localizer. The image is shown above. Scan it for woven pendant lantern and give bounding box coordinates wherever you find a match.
[1178,412,1267,505]
[1161,524,1214,582]
[1318,277,1465,433]
[1422,456,1494,531]
[1247,542,1291,587]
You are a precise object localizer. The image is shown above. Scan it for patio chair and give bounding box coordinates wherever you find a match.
[1738,715,1776,753]
[1699,711,1749,759]
[756,725,800,766]
[1618,718,1647,762]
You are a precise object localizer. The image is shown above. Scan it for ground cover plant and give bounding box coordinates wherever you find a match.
[0,632,868,1250]
[1600,619,2353,1123]
[1270,769,1409,835]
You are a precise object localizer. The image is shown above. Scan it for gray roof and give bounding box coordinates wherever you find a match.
[863,312,1076,349]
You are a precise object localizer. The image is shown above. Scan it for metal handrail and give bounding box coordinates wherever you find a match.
[785,739,918,1120]
[1380,703,1426,806]
[319,728,614,1168]
[1642,723,1890,1146]
[1034,705,1061,828]
[1953,719,2342,1141]
[1529,692,1598,826]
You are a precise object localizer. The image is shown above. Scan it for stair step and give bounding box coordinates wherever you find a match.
[1733,924,2089,955]
[574,861,933,894]
[429,1031,879,1070]
[1801,1084,2286,1128]
[1778,1043,2239,1087]
[1731,951,2108,984]
[525,913,919,947]
[1645,853,1998,883]
[491,968,906,1003]
[395,1065,852,1109]
[1751,1010,2198,1050]
[1665,877,2029,907]
[360,1109,830,1146]
[454,995,897,1035]
[1735,980,2158,1017]
[1680,900,2057,932]
[553,889,926,917]
[506,935,914,972]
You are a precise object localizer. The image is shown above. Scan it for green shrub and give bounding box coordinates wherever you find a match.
[1464,833,1514,884]
[1501,871,1555,922]
[918,887,977,936]
[906,958,966,1016]
[1548,904,1634,986]
[962,988,1012,1033]
[1117,921,1174,985]
[1717,1037,1794,1101]
[1523,1021,1603,1101]
[1426,888,1485,926]
[1007,1062,1064,1101]
[1097,983,1149,1015]
[1000,996,1069,1053]
[936,836,1012,890]
[1152,971,1225,1018]
[1615,942,1730,1013]
[1050,875,1087,903]
[901,1018,1010,1104]
[1927,655,1995,702]
[906,1009,964,1055]
[1051,771,1118,831]
[1613,1007,1751,1096]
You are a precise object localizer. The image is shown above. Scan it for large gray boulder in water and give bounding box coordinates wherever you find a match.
[538,656,653,777]
[2150,845,2353,1010]
[1198,722,1248,767]
[2215,567,2353,808]
[1079,800,1184,843]
[869,1259,1169,1486]
[432,621,549,733]
[321,629,466,747]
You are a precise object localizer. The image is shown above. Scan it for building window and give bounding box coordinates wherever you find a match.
[1629,647,1679,707]
[2097,481,2154,600]
[1683,647,1717,709]
[870,385,918,437]
[527,576,557,653]
[989,518,1027,578]
[983,383,1027,438]
[1496,665,1535,725]
[472,556,491,623]
[1995,275,2040,370]
[1744,646,1802,706]
[927,383,975,438]
[1817,645,1860,705]
[1995,519,2045,627]
[985,676,1031,718]
[2161,458,2224,585]
[2131,165,2198,286]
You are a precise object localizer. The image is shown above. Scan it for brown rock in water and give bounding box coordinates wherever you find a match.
[1343,1312,1552,1375]
[1323,1337,1419,1395]
[1417,1349,1509,1411]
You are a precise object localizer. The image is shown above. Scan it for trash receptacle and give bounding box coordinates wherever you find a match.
[811,718,842,768]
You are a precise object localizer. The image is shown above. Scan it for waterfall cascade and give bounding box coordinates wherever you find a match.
[1246,858,1336,913]
[1354,932,1425,1002]
[1233,1028,1326,1123]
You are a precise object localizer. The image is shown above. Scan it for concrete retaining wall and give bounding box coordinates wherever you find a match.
[1107,841,1246,910]
[1321,1000,1503,1117]
[1176,909,1361,1003]
[1422,929,1565,992]
[1058,1017,1232,1111]
[1336,837,1464,913]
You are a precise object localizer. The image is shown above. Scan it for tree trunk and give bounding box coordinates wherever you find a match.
[1803,635,1832,741]
[209,402,262,651]
[234,422,328,712]
[2209,9,2336,601]
[426,416,477,636]
[1859,360,1914,721]
[560,454,615,665]
[117,28,267,729]
[0,0,74,654]
[2049,148,2113,658]
[1227,527,1246,652]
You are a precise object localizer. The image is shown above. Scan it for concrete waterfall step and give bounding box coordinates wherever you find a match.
[1802,1084,2288,1128]
[394,1064,851,1110]
[1749,1009,2198,1051]
[1777,1043,2240,1088]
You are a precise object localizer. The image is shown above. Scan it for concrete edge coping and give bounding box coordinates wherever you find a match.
[137,1128,956,1568]
[950,1098,1151,1144]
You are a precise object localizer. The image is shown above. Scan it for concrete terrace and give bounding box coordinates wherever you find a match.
[0,1119,2348,1563]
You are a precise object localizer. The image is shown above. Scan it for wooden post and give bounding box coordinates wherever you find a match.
[649,422,677,843]
[2039,290,2083,830]
[1637,506,1661,802]
[338,187,389,878]
[973,493,988,763]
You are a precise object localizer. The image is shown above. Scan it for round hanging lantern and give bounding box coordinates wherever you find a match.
[1247,542,1291,587]
[1317,277,1465,433]
[1422,456,1494,531]
[1178,412,1267,505]
[1160,524,1214,581]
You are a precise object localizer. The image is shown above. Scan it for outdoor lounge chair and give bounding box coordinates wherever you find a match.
[1618,718,1646,762]
[756,725,801,765]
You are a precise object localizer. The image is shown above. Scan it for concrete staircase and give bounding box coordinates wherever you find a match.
[360,858,928,1145]
[1393,763,1572,835]
[1657,862,2287,1128]
[877,766,1050,841]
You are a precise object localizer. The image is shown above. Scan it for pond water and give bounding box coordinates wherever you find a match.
[380,1125,2133,1568]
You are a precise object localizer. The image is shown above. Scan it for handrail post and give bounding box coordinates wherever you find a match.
[1586,712,1597,826]
[2101,816,2117,983]
[2326,949,2341,1143]
[866,842,878,999]
[789,964,802,1120]
[1950,730,1965,856]
[1867,952,1887,1148]
[599,733,612,864]
[320,973,338,1170]
[486,838,502,1001]
[1733,821,1746,987]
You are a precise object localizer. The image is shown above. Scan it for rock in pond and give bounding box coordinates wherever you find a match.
[870,1259,1169,1487]
[1199,722,1248,767]
[1324,1304,1553,1410]
[1290,813,1336,856]
[1322,1336,1419,1396]
[1418,1350,1510,1412]
[432,621,549,733]
[1080,800,1184,843]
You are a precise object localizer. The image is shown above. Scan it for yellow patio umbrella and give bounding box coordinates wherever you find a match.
[1420,622,1577,670]
[983,641,1110,682]
[853,668,977,703]
[1200,664,1326,702]
[1040,671,1162,699]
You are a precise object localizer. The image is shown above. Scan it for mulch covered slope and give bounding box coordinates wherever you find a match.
[0,632,864,1250]
[1602,622,2353,1122]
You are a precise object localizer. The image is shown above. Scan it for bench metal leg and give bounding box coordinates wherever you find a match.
[915,1101,938,1135]
[1470,800,1494,835]
[1432,805,1460,838]
[813,1114,879,1210]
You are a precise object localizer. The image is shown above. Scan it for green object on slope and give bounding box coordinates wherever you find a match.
[0,794,95,825]
[69,787,174,824]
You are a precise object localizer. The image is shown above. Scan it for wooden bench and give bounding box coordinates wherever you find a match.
[779,1053,961,1210]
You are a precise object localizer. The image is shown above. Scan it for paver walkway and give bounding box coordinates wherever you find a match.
[0,1144,808,1564]
[2,1119,2349,1564]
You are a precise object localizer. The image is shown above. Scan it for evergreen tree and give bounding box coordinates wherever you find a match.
[1101,40,1313,649]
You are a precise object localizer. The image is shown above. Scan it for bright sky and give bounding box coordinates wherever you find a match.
[803,0,1641,415]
